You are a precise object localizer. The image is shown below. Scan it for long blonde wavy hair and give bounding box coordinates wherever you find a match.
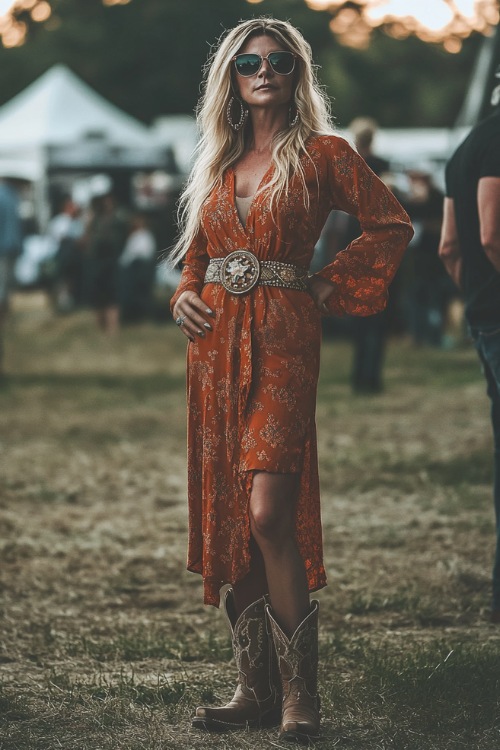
[170,17,335,266]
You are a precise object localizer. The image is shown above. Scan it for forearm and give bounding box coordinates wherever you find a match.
[483,241,500,273]
[438,236,462,289]
[438,197,462,289]
[441,253,463,289]
[169,230,210,313]
[316,218,412,317]
[478,176,500,273]
[170,270,206,312]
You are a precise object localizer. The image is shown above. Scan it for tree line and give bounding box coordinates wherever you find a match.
[0,0,482,128]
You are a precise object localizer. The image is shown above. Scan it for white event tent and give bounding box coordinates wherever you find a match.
[0,65,174,225]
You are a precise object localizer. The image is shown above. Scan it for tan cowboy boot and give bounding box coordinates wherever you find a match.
[266,600,320,743]
[192,590,281,731]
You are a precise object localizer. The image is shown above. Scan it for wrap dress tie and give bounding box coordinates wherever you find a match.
[170,135,414,606]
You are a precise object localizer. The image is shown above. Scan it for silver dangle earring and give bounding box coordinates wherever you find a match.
[289,104,299,127]
[227,96,248,131]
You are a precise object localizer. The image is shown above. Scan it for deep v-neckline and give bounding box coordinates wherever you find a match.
[230,163,274,233]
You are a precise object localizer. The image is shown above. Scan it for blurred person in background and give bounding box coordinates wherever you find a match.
[84,190,127,335]
[405,168,452,348]
[0,177,22,377]
[439,68,500,623]
[169,17,412,742]
[350,116,391,180]
[349,118,392,392]
[119,213,156,324]
[328,118,394,393]
[48,194,85,313]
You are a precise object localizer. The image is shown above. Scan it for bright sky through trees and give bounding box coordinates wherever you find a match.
[302,0,499,50]
[0,0,15,14]
[2,1,499,49]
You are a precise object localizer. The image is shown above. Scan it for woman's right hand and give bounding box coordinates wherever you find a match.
[172,290,214,342]
[307,274,336,314]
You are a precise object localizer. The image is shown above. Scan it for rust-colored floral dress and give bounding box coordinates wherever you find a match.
[170,135,413,607]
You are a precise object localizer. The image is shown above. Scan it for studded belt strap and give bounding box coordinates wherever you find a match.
[204,250,309,295]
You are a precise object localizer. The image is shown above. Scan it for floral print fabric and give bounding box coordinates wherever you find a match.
[170,135,413,606]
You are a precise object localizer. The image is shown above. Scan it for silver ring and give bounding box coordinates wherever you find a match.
[175,315,186,327]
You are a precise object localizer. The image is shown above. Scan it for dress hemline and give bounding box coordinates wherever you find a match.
[186,564,328,608]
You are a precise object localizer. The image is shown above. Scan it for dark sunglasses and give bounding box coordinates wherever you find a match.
[232,51,296,77]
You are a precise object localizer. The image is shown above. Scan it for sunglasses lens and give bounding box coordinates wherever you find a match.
[234,54,261,77]
[269,52,295,75]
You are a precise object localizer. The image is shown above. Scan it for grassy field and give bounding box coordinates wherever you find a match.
[1,294,499,750]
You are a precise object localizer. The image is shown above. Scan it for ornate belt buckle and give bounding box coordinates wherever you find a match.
[220,250,260,294]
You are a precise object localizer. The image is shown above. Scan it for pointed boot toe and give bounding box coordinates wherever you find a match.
[192,591,281,732]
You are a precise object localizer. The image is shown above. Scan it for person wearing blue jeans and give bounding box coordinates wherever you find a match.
[470,326,500,613]
[439,70,500,621]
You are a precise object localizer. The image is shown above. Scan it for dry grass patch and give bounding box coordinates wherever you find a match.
[1,300,499,749]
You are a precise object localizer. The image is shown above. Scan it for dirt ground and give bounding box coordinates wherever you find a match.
[1,295,499,750]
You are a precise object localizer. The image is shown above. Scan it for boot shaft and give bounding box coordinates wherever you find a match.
[192,591,282,731]
[225,590,280,702]
[266,601,319,701]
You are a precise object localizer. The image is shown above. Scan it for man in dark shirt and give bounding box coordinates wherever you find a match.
[348,118,391,393]
[439,71,500,622]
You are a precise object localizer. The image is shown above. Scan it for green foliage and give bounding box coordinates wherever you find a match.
[318,28,481,127]
[0,0,482,127]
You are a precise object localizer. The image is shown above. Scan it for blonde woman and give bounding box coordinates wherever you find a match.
[170,17,413,743]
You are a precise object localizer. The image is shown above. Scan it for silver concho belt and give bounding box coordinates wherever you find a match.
[204,250,309,295]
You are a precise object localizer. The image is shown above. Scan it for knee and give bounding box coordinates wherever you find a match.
[249,472,298,546]
[250,507,282,540]
[250,502,293,545]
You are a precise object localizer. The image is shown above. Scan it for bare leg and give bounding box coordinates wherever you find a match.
[249,471,310,637]
[193,472,310,730]
[232,537,269,615]
[193,531,280,730]
[0,304,8,376]
[96,308,106,331]
[105,305,120,335]
[96,306,119,335]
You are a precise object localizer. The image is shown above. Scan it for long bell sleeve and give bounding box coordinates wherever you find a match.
[315,137,413,317]
[169,228,210,313]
